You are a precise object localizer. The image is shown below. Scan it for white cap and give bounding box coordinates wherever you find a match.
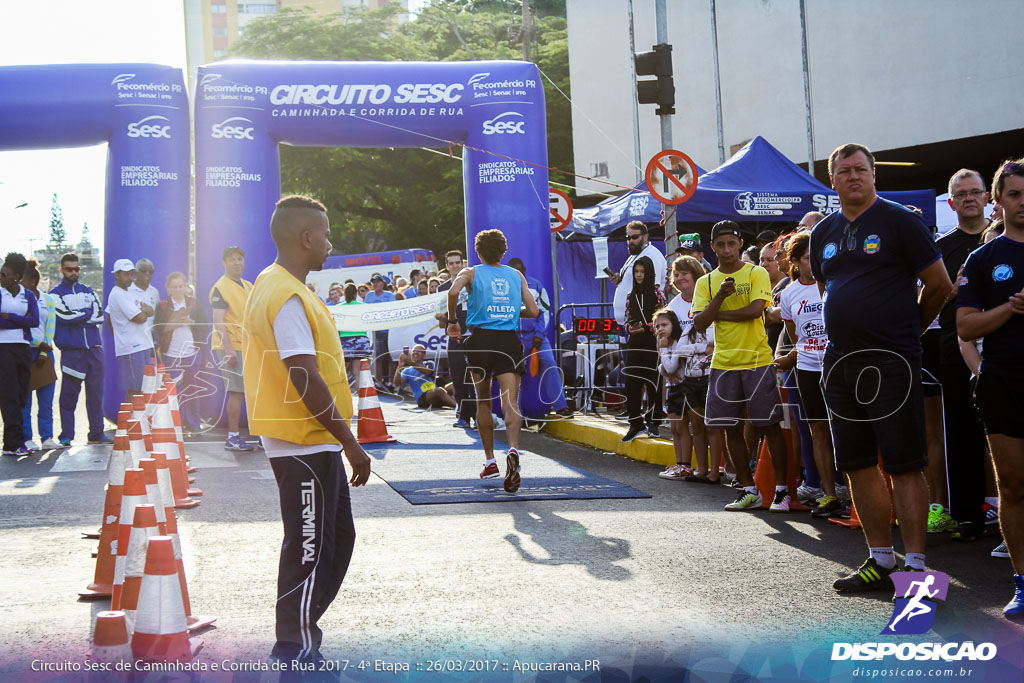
[111,259,135,274]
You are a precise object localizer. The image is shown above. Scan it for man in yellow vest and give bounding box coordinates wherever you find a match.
[210,245,255,451]
[243,194,371,668]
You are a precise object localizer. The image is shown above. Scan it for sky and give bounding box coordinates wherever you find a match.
[0,1,189,259]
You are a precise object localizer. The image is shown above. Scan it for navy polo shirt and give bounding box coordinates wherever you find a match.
[810,197,941,356]
[957,234,1024,376]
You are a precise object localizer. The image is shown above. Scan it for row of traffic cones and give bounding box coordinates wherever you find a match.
[82,363,213,664]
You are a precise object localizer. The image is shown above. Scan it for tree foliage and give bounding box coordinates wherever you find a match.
[229,0,571,257]
[48,193,66,249]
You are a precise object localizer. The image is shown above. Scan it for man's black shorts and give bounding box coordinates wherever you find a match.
[465,328,524,380]
[821,350,927,475]
[976,371,1024,438]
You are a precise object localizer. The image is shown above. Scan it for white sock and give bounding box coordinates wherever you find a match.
[484,458,496,466]
[776,485,788,492]
[905,552,926,570]
[745,486,759,495]
[869,547,896,569]
[228,431,239,439]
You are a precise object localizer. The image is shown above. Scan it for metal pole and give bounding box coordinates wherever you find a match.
[654,0,677,252]
[710,0,726,164]
[799,0,816,177]
[627,0,643,185]
[522,0,531,62]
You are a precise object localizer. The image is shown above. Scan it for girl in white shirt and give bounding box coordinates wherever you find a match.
[777,232,840,517]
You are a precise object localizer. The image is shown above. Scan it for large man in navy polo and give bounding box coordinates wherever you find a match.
[810,143,951,594]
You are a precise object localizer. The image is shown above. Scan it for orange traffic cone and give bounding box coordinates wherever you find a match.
[148,451,216,633]
[142,364,158,418]
[126,420,148,468]
[79,434,133,598]
[91,611,132,672]
[152,420,198,508]
[120,504,161,632]
[356,359,395,444]
[131,395,151,437]
[111,468,148,610]
[131,536,201,663]
[113,403,133,438]
[153,385,201,498]
[138,459,168,535]
[162,379,199,489]
[752,429,809,511]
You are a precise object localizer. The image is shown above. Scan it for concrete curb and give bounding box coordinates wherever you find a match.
[541,418,678,467]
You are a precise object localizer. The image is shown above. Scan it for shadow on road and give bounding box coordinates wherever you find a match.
[504,506,632,581]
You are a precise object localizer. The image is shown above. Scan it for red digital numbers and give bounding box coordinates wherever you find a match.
[575,318,616,335]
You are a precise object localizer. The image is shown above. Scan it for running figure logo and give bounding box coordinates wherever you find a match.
[883,571,950,635]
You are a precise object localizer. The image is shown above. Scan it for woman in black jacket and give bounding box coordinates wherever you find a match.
[622,255,666,443]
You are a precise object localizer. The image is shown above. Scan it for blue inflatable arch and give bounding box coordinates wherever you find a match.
[194,60,554,414]
[0,64,191,422]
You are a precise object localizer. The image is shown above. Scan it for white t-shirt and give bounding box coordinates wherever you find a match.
[105,286,155,356]
[778,279,827,372]
[260,295,343,458]
[129,283,159,339]
[663,296,714,379]
[612,242,667,323]
[165,298,197,359]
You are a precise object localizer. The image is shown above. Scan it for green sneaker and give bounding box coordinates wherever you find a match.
[833,557,896,593]
[724,489,763,511]
[927,503,957,533]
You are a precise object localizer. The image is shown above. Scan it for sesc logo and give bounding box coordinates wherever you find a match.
[111,73,135,85]
[211,117,255,140]
[200,73,222,88]
[482,111,525,135]
[127,115,171,139]
[468,72,491,86]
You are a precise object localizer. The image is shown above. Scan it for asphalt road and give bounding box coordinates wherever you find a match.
[1,399,1020,682]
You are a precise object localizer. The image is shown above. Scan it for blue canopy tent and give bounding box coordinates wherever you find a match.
[674,136,936,226]
[554,137,937,328]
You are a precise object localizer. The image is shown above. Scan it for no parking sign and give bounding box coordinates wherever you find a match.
[645,149,698,205]
[549,188,573,233]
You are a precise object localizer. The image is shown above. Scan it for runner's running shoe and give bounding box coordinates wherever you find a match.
[504,448,521,493]
[810,495,843,518]
[770,490,791,512]
[833,557,896,593]
[796,485,824,505]
[982,502,999,526]
[992,541,1010,559]
[1005,575,1024,620]
[927,503,957,533]
[480,462,500,479]
[453,419,471,429]
[725,489,762,511]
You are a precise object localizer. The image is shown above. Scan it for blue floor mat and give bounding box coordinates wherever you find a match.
[366,441,650,505]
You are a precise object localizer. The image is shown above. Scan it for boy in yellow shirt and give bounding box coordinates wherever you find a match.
[692,221,790,512]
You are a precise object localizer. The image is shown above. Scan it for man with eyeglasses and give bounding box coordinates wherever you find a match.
[611,221,666,432]
[931,170,992,543]
[957,158,1024,619]
[611,221,666,326]
[50,252,109,446]
[810,143,952,592]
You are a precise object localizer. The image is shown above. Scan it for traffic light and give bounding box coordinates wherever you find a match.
[635,43,675,116]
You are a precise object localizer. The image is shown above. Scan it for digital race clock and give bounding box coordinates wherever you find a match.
[573,317,618,336]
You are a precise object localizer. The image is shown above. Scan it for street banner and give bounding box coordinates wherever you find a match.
[331,292,446,334]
